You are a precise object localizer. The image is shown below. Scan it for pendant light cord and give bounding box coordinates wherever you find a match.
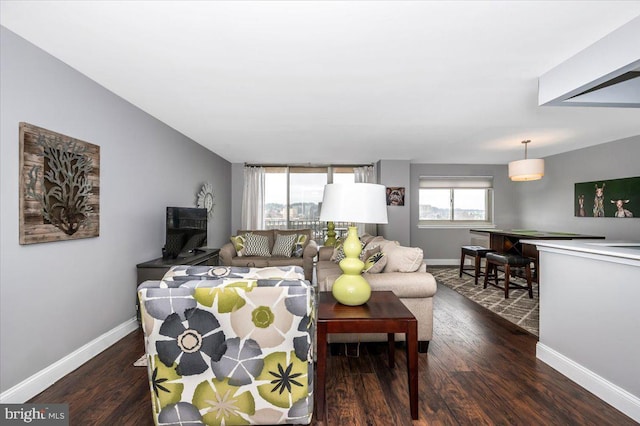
[522,139,531,160]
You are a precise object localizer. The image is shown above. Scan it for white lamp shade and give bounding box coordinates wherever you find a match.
[508,159,545,181]
[319,183,388,224]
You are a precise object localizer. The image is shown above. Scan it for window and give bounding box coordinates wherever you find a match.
[264,167,287,224]
[418,176,493,227]
[289,167,327,226]
[332,167,356,184]
[263,166,359,237]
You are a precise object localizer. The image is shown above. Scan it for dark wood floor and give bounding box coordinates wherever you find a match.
[29,283,636,425]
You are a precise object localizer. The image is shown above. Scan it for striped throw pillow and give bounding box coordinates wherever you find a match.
[272,233,297,257]
[243,233,271,257]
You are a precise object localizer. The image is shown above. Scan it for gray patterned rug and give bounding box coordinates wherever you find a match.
[431,266,539,336]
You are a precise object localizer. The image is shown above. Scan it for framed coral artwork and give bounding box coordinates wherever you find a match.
[574,176,639,218]
[19,122,100,244]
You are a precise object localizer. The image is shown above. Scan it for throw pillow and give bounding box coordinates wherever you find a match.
[243,233,272,257]
[272,233,297,257]
[330,238,343,261]
[377,238,401,253]
[229,234,246,257]
[360,244,381,262]
[361,236,398,254]
[292,234,308,258]
[360,233,375,245]
[332,239,366,263]
[363,251,387,274]
[384,245,424,272]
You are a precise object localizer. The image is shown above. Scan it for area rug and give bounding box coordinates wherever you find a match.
[431,266,539,336]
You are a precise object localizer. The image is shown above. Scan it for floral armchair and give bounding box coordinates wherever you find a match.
[137,265,316,425]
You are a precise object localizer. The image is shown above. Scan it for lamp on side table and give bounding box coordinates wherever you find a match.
[319,183,388,306]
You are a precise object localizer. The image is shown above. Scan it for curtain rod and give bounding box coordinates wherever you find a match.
[244,163,374,168]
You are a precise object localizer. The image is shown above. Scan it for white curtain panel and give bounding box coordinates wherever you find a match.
[242,166,265,230]
[354,165,375,184]
[353,165,378,236]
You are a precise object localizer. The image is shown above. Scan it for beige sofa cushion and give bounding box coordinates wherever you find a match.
[322,271,437,299]
[229,257,270,268]
[366,236,400,253]
[383,245,424,273]
[267,257,305,268]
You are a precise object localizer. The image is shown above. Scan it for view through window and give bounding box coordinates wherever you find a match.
[418,177,493,226]
[264,166,358,238]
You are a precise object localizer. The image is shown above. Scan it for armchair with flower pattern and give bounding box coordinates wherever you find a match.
[137,265,316,425]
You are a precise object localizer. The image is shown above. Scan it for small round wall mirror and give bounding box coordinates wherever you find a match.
[196,183,215,217]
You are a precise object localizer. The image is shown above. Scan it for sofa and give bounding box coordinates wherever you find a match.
[316,235,437,352]
[219,229,318,282]
[138,265,315,425]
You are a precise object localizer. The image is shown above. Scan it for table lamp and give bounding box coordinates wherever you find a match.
[319,183,388,305]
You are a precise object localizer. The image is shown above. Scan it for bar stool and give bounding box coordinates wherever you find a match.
[484,252,533,299]
[459,245,496,285]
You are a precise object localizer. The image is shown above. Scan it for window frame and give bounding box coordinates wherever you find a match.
[263,165,363,232]
[417,176,495,228]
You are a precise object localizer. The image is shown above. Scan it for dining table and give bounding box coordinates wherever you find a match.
[469,228,606,281]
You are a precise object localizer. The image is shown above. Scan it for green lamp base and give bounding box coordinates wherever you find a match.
[332,273,371,306]
[332,226,371,306]
[324,221,338,247]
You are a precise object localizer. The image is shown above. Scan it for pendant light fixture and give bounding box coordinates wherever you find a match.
[508,140,544,181]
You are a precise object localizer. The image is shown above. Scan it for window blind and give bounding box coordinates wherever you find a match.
[419,176,493,189]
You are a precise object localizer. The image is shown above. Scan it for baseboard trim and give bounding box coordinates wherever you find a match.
[0,318,138,403]
[536,342,640,422]
[426,258,460,266]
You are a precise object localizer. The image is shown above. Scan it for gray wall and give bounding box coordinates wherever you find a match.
[0,27,232,393]
[517,136,640,240]
[409,163,522,263]
[378,160,411,246]
[226,140,638,268]
[408,138,640,263]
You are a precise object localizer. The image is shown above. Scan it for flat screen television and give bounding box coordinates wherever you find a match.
[164,207,208,258]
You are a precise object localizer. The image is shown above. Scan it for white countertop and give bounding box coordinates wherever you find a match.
[523,239,640,262]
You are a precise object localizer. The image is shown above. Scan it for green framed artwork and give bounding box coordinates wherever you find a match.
[574,176,639,218]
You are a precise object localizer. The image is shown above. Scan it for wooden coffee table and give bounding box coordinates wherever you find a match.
[316,291,418,421]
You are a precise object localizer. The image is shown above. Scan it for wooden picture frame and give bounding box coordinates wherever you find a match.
[19,122,100,244]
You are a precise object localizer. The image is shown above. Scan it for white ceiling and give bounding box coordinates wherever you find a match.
[2,1,640,165]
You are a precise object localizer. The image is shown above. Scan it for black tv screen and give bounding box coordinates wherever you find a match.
[165,207,208,258]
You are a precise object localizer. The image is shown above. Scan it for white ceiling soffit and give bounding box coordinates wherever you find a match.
[2,2,640,165]
[539,16,640,108]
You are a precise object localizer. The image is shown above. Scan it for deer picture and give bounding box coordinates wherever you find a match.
[611,199,633,218]
[593,183,605,217]
[577,194,586,217]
